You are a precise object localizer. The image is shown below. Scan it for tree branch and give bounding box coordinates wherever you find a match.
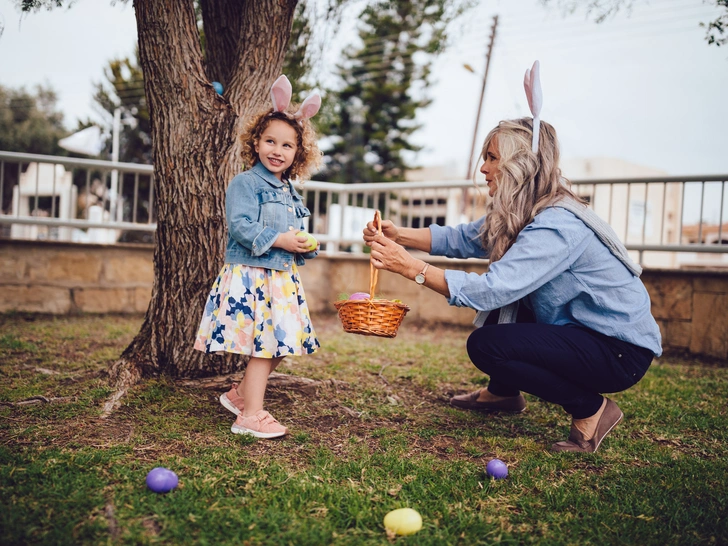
[199,0,243,85]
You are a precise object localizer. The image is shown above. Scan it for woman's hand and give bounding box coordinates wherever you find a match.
[363,219,399,246]
[369,233,421,278]
[272,231,317,253]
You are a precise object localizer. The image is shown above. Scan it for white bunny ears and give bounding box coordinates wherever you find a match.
[523,60,543,154]
[270,75,321,121]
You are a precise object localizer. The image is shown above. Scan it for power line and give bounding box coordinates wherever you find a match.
[331,3,717,66]
[339,16,709,80]
[500,23,709,54]
[500,10,717,43]
[499,1,721,32]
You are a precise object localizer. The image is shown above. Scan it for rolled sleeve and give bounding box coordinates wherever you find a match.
[430,218,487,259]
[445,219,575,312]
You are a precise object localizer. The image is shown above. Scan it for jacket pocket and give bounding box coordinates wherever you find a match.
[257,190,287,228]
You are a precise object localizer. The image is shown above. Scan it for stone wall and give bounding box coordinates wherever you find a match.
[641,270,728,360]
[2,239,726,359]
[0,240,152,314]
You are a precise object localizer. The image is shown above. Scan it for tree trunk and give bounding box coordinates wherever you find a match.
[108,0,298,395]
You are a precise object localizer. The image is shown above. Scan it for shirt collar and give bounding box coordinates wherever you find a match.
[250,161,285,188]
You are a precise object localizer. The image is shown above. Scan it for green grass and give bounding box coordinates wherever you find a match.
[1,313,726,545]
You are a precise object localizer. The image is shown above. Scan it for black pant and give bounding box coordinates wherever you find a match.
[466,308,654,418]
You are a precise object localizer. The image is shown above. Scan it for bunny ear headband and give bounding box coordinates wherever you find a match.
[270,75,321,121]
[523,60,543,153]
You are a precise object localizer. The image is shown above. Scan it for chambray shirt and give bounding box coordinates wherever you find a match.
[224,162,317,271]
[430,206,663,356]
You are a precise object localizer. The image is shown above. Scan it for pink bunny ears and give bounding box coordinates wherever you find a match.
[270,75,321,121]
[523,60,543,154]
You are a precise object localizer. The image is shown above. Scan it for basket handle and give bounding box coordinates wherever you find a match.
[369,210,381,299]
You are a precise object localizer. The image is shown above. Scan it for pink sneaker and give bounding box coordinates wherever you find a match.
[231,410,288,439]
[220,383,244,415]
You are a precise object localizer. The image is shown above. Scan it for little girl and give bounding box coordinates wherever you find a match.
[194,75,323,439]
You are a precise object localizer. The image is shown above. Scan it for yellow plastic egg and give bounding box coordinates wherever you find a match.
[383,508,422,536]
[296,231,318,252]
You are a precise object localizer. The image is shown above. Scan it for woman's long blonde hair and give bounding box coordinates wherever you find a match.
[480,117,582,262]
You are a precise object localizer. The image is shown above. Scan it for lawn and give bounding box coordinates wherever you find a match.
[1,313,726,545]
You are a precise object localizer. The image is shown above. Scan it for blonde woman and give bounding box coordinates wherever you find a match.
[363,118,661,453]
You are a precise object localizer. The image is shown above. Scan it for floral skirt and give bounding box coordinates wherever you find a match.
[193,263,319,357]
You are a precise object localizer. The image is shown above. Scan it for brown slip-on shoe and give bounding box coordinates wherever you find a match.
[449,389,527,413]
[551,398,623,453]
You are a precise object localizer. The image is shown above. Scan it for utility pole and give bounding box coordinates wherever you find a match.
[466,15,499,180]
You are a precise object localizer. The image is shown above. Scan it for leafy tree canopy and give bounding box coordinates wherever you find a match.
[91,50,152,164]
[319,0,471,184]
[0,83,68,155]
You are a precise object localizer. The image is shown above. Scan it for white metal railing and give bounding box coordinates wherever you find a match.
[0,151,155,244]
[1,151,726,268]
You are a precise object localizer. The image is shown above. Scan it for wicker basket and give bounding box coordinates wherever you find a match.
[334,211,410,338]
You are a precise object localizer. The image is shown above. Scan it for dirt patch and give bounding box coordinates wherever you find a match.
[2,313,513,465]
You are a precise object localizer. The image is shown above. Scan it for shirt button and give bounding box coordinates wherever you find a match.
[288,207,293,212]
[288,226,294,231]
[283,262,289,267]
[618,354,622,358]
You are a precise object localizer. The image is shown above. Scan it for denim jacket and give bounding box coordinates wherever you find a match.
[224,162,318,271]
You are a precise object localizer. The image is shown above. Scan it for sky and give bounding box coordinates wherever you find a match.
[0,0,727,178]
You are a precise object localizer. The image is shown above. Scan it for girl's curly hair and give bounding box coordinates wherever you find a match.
[240,107,322,181]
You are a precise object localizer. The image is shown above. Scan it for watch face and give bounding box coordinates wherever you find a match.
[415,273,425,284]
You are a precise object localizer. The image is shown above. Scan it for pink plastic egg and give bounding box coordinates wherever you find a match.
[349,292,370,300]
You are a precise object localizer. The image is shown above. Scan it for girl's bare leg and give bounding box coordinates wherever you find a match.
[239,356,285,415]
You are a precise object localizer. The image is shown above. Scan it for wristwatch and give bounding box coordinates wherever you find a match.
[414,263,430,285]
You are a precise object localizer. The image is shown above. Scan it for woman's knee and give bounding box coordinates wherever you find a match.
[467,327,504,373]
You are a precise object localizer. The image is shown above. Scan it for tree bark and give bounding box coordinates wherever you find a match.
[108,0,298,394]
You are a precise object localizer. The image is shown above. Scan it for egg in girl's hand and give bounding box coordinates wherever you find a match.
[296,231,318,252]
[383,507,422,536]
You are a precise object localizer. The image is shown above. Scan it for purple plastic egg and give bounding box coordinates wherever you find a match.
[146,467,179,493]
[486,459,508,480]
[349,292,370,300]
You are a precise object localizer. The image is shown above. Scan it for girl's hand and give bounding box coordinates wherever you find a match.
[273,231,314,254]
[369,233,419,277]
[363,219,399,246]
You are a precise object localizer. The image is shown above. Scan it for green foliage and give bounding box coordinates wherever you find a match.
[702,0,728,46]
[92,50,152,164]
[0,83,68,155]
[285,3,316,92]
[18,0,67,10]
[318,0,470,184]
